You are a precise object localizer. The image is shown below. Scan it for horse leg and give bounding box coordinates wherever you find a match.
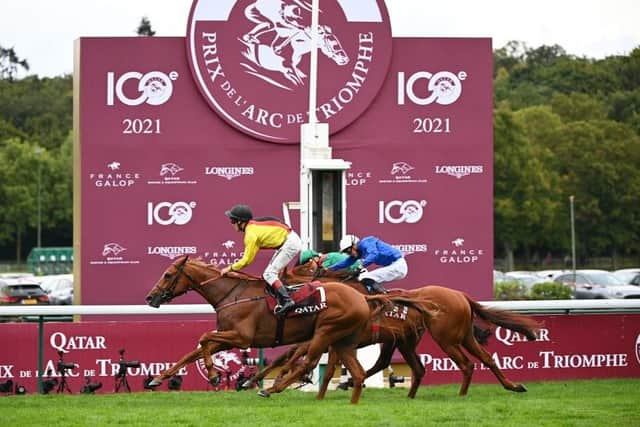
[333,345,366,404]
[397,339,425,399]
[317,347,340,400]
[275,342,310,382]
[261,327,335,397]
[462,333,527,393]
[439,343,475,396]
[364,341,395,378]
[262,347,325,397]
[243,343,306,389]
[198,330,251,383]
[149,347,202,386]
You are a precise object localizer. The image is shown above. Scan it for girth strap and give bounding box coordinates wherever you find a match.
[274,315,285,346]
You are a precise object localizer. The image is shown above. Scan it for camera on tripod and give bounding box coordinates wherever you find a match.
[241,349,264,366]
[54,351,75,394]
[117,349,141,374]
[115,348,140,393]
[81,376,103,394]
[388,367,405,388]
[57,350,77,374]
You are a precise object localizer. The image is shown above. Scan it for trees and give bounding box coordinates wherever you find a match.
[0,45,29,81]
[493,42,640,267]
[136,16,156,36]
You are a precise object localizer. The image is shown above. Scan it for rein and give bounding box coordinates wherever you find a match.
[164,262,263,312]
[205,275,262,312]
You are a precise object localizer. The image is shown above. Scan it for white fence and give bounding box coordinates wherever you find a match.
[2,299,640,317]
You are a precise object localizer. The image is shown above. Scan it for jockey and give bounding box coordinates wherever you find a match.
[328,235,407,294]
[299,249,363,276]
[243,0,306,45]
[220,204,302,315]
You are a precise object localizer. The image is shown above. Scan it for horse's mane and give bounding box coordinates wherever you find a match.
[185,257,263,282]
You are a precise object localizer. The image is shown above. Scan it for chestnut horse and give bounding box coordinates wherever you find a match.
[144,256,431,403]
[247,261,543,397]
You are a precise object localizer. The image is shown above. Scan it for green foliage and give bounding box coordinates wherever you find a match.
[529,282,573,300]
[493,41,640,267]
[494,280,528,300]
[0,45,29,80]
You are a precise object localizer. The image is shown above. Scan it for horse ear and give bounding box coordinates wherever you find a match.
[178,255,189,265]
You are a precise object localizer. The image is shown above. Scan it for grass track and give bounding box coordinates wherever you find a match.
[1,379,639,426]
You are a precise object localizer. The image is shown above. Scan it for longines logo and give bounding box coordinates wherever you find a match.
[435,165,483,179]
[393,243,428,255]
[186,0,392,143]
[205,166,255,180]
[147,246,198,259]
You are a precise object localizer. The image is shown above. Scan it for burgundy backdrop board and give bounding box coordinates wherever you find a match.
[1,315,638,393]
[77,36,493,311]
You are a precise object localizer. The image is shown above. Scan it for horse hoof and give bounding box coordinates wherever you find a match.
[514,384,528,393]
[240,379,253,390]
[257,389,271,398]
[209,376,221,387]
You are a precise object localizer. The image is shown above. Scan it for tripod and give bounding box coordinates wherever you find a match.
[56,367,72,394]
[114,365,131,393]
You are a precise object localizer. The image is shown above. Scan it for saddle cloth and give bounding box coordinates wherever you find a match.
[266,281,327,318]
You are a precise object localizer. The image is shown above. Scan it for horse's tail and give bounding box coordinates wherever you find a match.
[473,323,492,346]
[464,294,543,341]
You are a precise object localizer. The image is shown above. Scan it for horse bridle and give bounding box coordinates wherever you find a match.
[159,259,254,311]
[158,260,200,303]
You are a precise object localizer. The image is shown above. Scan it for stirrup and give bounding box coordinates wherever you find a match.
[369,284,388,294]
[274,300,294,315]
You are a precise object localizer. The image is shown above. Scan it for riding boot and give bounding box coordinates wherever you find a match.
[273,281,295,315]
[361,278,388,294]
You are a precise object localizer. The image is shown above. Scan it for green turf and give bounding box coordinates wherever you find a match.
[1,379,638,427]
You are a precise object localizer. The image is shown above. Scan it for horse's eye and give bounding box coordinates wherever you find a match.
[164,273,171,280]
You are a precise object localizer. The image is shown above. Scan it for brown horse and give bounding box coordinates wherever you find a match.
[250,261,543,397]
[144,256,429,403]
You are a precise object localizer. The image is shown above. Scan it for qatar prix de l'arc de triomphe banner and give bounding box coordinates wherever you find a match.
[75,0,493,308]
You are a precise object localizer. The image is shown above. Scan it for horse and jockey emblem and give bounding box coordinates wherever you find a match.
[238,0,349,88]
[186,0,393,143]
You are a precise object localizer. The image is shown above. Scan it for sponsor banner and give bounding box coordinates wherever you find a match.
[411,314,640,384]
[0,320,264,393]
[1,314,638,394]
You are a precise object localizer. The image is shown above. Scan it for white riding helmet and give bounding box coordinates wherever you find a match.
[339,234,359,253]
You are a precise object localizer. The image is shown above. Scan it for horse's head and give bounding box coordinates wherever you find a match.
[316,25,349,66]
[146,255,203,307]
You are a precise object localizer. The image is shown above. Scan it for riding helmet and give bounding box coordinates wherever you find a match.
[225,204,253,222]
[299,249,320,264]
[339,235,359,253]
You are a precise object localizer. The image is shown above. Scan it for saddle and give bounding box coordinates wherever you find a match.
[265,281,327,318]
